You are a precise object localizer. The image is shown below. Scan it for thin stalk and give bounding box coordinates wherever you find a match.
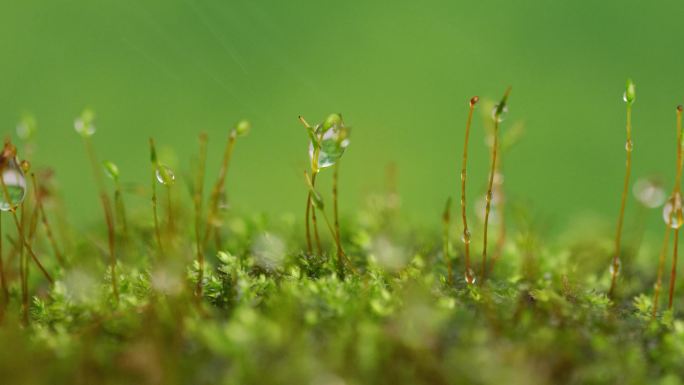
[318,203,356,274]
[310,173,322,255]
[300,116,323,255]
[490,152,506,274]
[482,88,510,283]
[166,185,174,233]
[203,130,237,249]
[460,96,478,284]
[194,133,208,297]
[668,105,683,310]
[149,138,164,258]
[30,173,64,266]
[83,137,118,303]
[114,181,128,237]
[0,178,53,285]
[442,197,452,284]
[652,225,672,318]
[609,87,634,298]
[333,163,343,263]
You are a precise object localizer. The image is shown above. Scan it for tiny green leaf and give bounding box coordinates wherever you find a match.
[624,78,636,104]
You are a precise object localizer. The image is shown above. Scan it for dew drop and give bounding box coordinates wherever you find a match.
[662,192,684,229]
[74,117,96,137]
[464,268,476,284]
[491,104,508,123]
[461,229,471,244]
[460,169,467,182]
[0,158,27,211]
[609,258,621,276]
[633,178,665,208]
[308,125,350,169]
[155,164,176,186]
[625,139,633,152]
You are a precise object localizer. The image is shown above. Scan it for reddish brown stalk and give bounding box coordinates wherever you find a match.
[609,100,634,298]
[194,133,208,297]
[460,96,478,284]
[30,173,64,266]
[668,106,684,310]
[652,106,683,316]
[203,130,237,249]
[83,137,118,303]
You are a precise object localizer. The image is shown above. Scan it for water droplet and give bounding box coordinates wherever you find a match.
[609,258,621,276]
[633,178,665,208]
[0,158,27,211]
[464,268,476,284]
[461,230,471,244]
[625,139,633,152]
[663,192,684,229]
[460,169,467,182]
[74,116,96,137]
[155,164,176,186]
[308,124,350,169]
[491,104,508,123]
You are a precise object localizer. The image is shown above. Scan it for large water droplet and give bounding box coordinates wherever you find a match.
[461,229,471,245]
[308,126,350,169]
[0,159,27,211]
[663,192,684,229]
[625,139,633,152]
[155,164,176,186]
[491,104,508,123]
[633,178,665,208]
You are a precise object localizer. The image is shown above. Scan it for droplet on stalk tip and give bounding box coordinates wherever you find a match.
[623,79,636,104]
[155,165,176,186]
[74,109,96,137]
[663,192,684,229]
[0,157,27,212]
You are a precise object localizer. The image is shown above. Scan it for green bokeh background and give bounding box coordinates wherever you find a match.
[1,0,682,232]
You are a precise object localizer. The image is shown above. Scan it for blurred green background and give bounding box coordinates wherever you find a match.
[1,0,682,232]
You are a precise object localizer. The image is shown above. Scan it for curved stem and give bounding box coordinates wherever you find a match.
[460,98,477,284]
[203,131,237,249]
[609,103,633,298]
[481,120,499,282]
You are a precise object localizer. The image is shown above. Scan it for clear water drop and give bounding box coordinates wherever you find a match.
[460,169,466,182]
[491,104,508,123]
[0,158,27,211]
[663,192,684,229]
[625,139,633,152]
[609,258,621,276]
[622,92,628,103]
[633,178,665,208]
[155,164,176,186]
[461,229,471,245]
[464,268,476,284]
[308,126,350,169]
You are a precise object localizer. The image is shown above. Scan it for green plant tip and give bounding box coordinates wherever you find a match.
[0,158,27,212]
[323,113,343,131]
[234,119,251,137]
[624,79,636,104]
[102,161,120,181]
